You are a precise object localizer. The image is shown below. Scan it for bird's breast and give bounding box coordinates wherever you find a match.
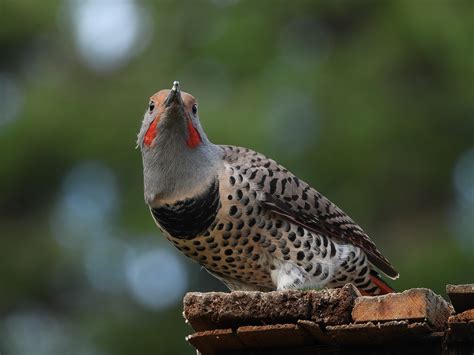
[150,179,221,240]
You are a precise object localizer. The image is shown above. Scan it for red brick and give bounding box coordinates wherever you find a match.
[352,288,452,330]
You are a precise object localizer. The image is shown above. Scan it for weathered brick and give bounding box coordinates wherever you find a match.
[447,284,474,313]
[236,324,313,348]
[183,283,359,331]
[352,288,452,330]
[326,321,435,346]
[186,328,243,355]
[447,309,474,342]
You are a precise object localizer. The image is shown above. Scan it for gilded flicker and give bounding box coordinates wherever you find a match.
[137,81,398,295]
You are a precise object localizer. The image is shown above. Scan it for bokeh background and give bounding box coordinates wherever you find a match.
[1,0,473,354]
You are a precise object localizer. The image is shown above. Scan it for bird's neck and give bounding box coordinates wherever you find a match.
[142,137,222,206]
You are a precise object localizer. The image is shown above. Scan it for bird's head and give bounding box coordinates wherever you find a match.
[137,81,204,150]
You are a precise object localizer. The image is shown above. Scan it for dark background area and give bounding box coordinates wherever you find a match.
[1,1,473,354]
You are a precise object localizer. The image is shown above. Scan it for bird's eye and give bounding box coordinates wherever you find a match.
[192,104,198,115]
[149,101,155,112]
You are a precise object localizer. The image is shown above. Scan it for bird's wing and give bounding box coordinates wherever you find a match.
[220,145,399,279]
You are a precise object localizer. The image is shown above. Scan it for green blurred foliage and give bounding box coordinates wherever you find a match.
[0,0,473,354]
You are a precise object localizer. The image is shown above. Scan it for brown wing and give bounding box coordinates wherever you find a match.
[221,145,399,280]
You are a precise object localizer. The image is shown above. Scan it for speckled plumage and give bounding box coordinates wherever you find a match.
[139,82,398,295]
[152,146,396,294]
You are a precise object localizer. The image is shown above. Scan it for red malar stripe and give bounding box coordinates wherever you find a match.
[186,120,202,149]
[144,118,159,146]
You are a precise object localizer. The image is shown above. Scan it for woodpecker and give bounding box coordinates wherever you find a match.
[137,81,398,295]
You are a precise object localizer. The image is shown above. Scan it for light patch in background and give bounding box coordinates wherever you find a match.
[83,235,128,294]
[65,0,153,73]
[448,203,474,251]
[0,72,23,126]
[0,310,103,355]
[449,147,474,251]
[264,88,318,157]
[51,161,119,249]
[453,147,474,205]
[125,247,188,310]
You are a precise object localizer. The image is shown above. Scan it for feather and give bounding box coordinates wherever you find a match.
[221,145,399,280]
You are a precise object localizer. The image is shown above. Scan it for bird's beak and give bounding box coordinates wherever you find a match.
[164,81,184,108]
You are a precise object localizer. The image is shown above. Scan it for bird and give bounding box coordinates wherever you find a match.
[137,81,398,295]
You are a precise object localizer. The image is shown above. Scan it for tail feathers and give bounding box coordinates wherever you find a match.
[359,270,396,296]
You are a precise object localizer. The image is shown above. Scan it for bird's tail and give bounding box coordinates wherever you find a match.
[359,270,396,296]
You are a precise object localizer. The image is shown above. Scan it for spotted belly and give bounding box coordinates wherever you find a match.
[152,174,371,292]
